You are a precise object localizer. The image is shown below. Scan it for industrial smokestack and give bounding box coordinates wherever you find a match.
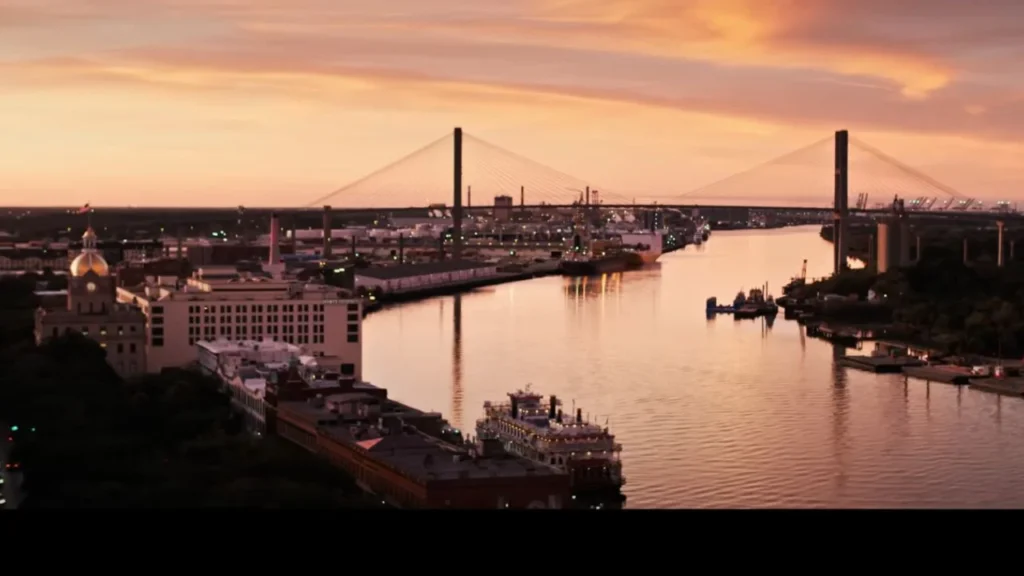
[322,205,332,258]
[268,212,281,264]
[520,185,524,209]
[585,186,590,206]
[467,185,472,208]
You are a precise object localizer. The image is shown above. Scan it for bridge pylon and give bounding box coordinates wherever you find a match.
[453,127,463,260]
[833,130,850,274]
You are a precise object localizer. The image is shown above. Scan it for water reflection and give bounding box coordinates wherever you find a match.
[830,343,850,493]
[563,273,623,300]
[364,226,1024,508]
[451,294,463,431]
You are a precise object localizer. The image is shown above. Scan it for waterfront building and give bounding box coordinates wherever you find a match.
[273,393,570,509]
[116,269,363,375]
[34,228,148,377]
[354,261,498,295]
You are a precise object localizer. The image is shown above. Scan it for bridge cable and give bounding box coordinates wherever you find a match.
[849,137,969,201]
[304,132,453,208]
[672,136,833,201]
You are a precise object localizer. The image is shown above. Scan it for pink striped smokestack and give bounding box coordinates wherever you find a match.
[268,213,281,264]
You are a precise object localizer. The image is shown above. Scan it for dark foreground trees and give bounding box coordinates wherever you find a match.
[0,277,381,508]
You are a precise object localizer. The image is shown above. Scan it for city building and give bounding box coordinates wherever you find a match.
[0,247,68,272]
[197,338,356,434]
[184,241,295,267]
[494,195,514,221]
[117,269,363,374]
[69,239,163,266]
[354,261,499,295]
[34,228,148,377]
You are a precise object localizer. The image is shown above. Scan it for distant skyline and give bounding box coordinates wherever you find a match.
[1,0,1022,207]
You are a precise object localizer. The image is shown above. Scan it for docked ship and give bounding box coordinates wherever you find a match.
[476,388,625,508]
[619,231,664,264]
[560,210,643,276]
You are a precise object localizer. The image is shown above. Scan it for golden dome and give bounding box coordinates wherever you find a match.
[70,251,109,277]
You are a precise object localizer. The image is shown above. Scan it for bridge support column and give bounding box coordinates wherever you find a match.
[867,233,876,273]
[833,130,850,275]
[452,127,463,260]
[915,235,922,264]
[1012,240,1016,262]
[963,237,969,266]
[997,220,1005,267]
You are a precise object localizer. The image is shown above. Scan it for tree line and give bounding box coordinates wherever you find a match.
[797,246,1024,358]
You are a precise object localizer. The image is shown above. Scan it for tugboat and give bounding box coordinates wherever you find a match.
[476,387,625,509]
[733,286,779,319]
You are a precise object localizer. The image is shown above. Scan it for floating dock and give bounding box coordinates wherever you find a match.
[838,355,924,373]
[903,365,973,385]
[969,378,1024,397]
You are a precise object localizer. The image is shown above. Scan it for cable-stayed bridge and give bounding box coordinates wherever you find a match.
[300,127,998,215]
[5,126,1021,276]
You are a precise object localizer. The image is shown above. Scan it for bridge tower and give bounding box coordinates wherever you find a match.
[452,127,464,260]
[833,130,850,274]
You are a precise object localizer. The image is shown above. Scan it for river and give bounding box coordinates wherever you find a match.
[362,225,1024,508]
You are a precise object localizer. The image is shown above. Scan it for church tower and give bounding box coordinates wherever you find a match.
[67,227,113,315]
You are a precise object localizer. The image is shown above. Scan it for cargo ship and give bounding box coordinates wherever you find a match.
[477,387,625,508]
[619,231,663,264]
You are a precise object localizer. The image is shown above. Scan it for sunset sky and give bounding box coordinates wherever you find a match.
[1,0,1022,207]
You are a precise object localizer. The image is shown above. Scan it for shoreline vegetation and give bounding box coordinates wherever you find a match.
[0,275,384,508]
[791,231,1024,360]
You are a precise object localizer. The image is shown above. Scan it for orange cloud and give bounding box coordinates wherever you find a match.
[518,0,955,98]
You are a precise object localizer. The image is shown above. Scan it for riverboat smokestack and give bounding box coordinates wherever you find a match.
[576,408,582,424]
[548,395,557,419]
[556,409,563,424]
[511,396,519,419]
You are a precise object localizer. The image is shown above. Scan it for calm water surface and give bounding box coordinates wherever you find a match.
[363,226,1024,508]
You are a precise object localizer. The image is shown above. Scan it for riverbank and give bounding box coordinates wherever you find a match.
[363,244,689,315]
[363,269,561,315]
